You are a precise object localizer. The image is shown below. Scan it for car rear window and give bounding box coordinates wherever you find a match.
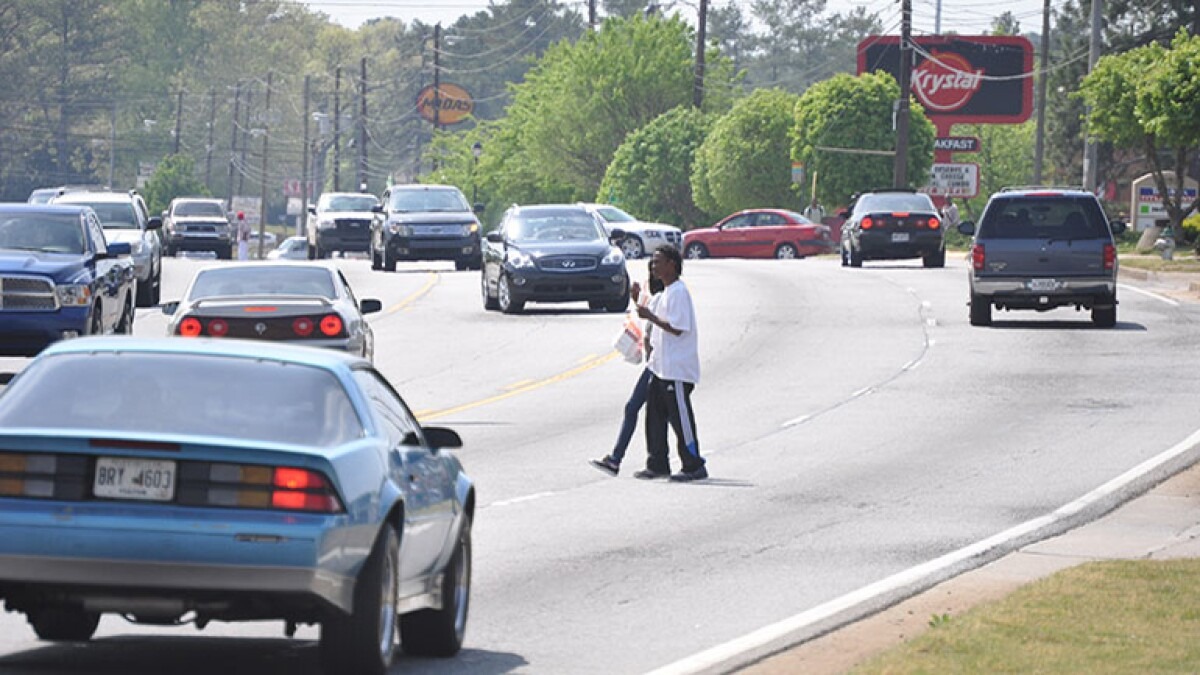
[174,201,226,218]
[856,193,936,214]
[0,352,365,447]
[979,196,1109,240]
[188,266,337,299]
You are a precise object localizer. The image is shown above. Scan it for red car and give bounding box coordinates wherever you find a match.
[682,209,834,259]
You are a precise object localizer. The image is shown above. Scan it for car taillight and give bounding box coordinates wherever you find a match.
[293,317,315,337]
[208,319,229,337]
[891,212,910,218]
[271,467,339,512]
[1103,243,1116,271]
[972,244,985,271]
[861,217,874,229]
[319,314,344,337]
[179,317,202,337]
[928,217,941,230]
[181,463,342,513]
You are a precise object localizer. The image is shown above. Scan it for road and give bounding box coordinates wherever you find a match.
[1,254,1198,674]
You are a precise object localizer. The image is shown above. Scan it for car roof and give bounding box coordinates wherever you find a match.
[41,335,366,370]
[52,191,139,204]
[0,203,91,216]
[994,186,1096,197]
[171,196,224,204]
[388,184,462,192]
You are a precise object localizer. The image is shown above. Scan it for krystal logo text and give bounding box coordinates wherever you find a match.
[912,52,983,112]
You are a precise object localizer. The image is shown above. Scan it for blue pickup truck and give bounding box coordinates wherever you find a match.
[0,204,135,356]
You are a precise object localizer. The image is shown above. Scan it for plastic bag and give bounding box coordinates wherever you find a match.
[613,313,644,364]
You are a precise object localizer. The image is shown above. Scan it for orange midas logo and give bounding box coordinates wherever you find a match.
[912,52,983,112]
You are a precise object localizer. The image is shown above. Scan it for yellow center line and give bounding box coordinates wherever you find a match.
[385,272,439,315]
[416,352,619,422]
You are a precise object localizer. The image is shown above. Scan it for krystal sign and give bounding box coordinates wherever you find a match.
[858,36,1033,128]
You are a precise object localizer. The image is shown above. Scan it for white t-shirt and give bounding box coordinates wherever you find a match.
[647,279,699,384]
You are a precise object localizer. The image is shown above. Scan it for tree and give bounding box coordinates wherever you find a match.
[954,121,1035,217]
[598,106,714,227]
[1078,30,1200,243]
[790,71,935,209]
[691,88,800,217]
[142,153,208,216]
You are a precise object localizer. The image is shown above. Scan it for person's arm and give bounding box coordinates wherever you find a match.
[636,305,682,336]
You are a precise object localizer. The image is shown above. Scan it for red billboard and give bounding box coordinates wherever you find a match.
[857,35,1034,130]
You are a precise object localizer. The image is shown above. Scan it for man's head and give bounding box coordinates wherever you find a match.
[653,245,682,284]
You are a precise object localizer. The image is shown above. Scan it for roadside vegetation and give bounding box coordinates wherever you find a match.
[852,559,1200,674]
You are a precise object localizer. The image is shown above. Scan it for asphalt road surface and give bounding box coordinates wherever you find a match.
[1,253,1198,674]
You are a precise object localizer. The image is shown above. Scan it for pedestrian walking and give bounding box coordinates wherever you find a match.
[942,198,960,228]
[236,212,250,261]
[803,198,826,224]
[635,245,706,482]
[590,259,664,477]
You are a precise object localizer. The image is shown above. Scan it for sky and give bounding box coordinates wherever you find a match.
[300,0,1055,37]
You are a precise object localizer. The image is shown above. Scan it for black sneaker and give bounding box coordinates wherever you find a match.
[633,468,670,480]
[669,466,708,482]
[589,456,620,477]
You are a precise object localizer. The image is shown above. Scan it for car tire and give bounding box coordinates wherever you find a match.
[840,244,849,267]
[87,305,103,336]
[115,296,134,334]
[218,245,232,260]
[775,243,799,259]
[849,246,863,268]
[382,246,396,273]
[371,246,382,270]
[621,236,645,260]
[684,242,708,259]
[28,609,100,642]
[455,259,468,271]
[401,517,471,657]
[1092,302,1117,328]
[135,274,155,307]
[969,293,992,326]
[164,244,176,257]
[923,248,946,268]
[320,525,399,675]
[307,242,317,260]
[482,274,499,310]
[498,275,523,314]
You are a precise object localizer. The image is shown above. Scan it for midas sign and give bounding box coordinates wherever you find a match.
[417,84,474,125]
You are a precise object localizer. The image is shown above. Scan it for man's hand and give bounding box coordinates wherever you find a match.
[631,281,642,304]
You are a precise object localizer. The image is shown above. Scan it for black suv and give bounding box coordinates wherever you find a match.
[840,189,945,268]
[481,204,629,314]
[957,187,1127,327]
[373,184,483,271]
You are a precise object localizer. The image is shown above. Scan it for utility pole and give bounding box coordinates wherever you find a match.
[359,57,368,191]
[433,23,442,171]
[238,87,253,197]
[108,103,116,189]
[935,0,942,34]
[588,0,596,29]
[257,71,272,260]
[893,0,913,188]
[1033,0,1051,183]
[205,89,216,190]
[302,75,311,237]
[173,90,184,154]
[693,0,708,109]
[227,82,242,204]
[333,65,342,192]
[1081,0,1102,192]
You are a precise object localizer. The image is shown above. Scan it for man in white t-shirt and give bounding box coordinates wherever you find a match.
[635,245,707,482]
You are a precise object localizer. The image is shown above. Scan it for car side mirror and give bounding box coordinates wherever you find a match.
[473,202,485,214]
[609,227,627,244]
[957,220,976,236]
[372,204,384,214]
[360,298,383,314]
[837,210,850,219]
[105,241,132,257]
[402,427,463,452]
[161,301,179,315]
[486,231,503,243]
[307,205,316,215]
[146,216,163,231]
[1110,220,1127,235]
[161,210,168,218]
[0,372,14,385]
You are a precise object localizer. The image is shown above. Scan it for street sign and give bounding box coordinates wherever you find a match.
[921,162,979,198]
[934,136,980,153]
[791,162,804,184]
[230,195,261,227]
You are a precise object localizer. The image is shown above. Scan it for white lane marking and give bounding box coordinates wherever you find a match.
[781,414,810,429]
[850,387,872,398]
[489,492,556,508]
[901,359,919,371]
[646,424,1200,675]
[1118,283,1179,307]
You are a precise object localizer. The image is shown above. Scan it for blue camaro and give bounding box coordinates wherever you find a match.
[0,337,474,675]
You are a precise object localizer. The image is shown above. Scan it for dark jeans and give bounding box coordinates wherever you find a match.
[644,375,703,474]
[611,368,653,462]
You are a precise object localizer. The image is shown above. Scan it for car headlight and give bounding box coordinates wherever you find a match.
[56,284,92,307]
[506,250,535,269]
[645,230,662,239]
[463,223,479,236]
[387,223,412,236]
[601,247,625,266]
[317,219,336,229]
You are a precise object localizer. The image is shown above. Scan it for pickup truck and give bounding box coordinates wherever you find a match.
[0,204,135,356]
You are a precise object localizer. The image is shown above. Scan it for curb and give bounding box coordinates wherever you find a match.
[649,428,1200,675]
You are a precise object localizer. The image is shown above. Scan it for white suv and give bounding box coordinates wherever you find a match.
[578,203,682,259]
[51,190,164,307]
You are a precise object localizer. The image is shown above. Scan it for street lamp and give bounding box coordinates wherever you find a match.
[471,141,483,205]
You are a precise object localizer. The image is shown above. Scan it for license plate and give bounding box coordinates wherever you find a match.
[1028,279,1059,292]
[891,232,910,243]
[94,457,176,501]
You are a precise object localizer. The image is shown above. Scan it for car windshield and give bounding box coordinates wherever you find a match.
[782,210,811,223]
[174,201,226,218]
[389,189,469,213]
[27,189,57,204]
[278,237,304,252]
[321,195,379,212]
[188,266,337,299]
[856,194,936,214]
[979,196,1110,240]
[593,206,636,223]
[71,201,140,229]
[509,212,604,242]
[0,352,364,447]
[0,214,85,254]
